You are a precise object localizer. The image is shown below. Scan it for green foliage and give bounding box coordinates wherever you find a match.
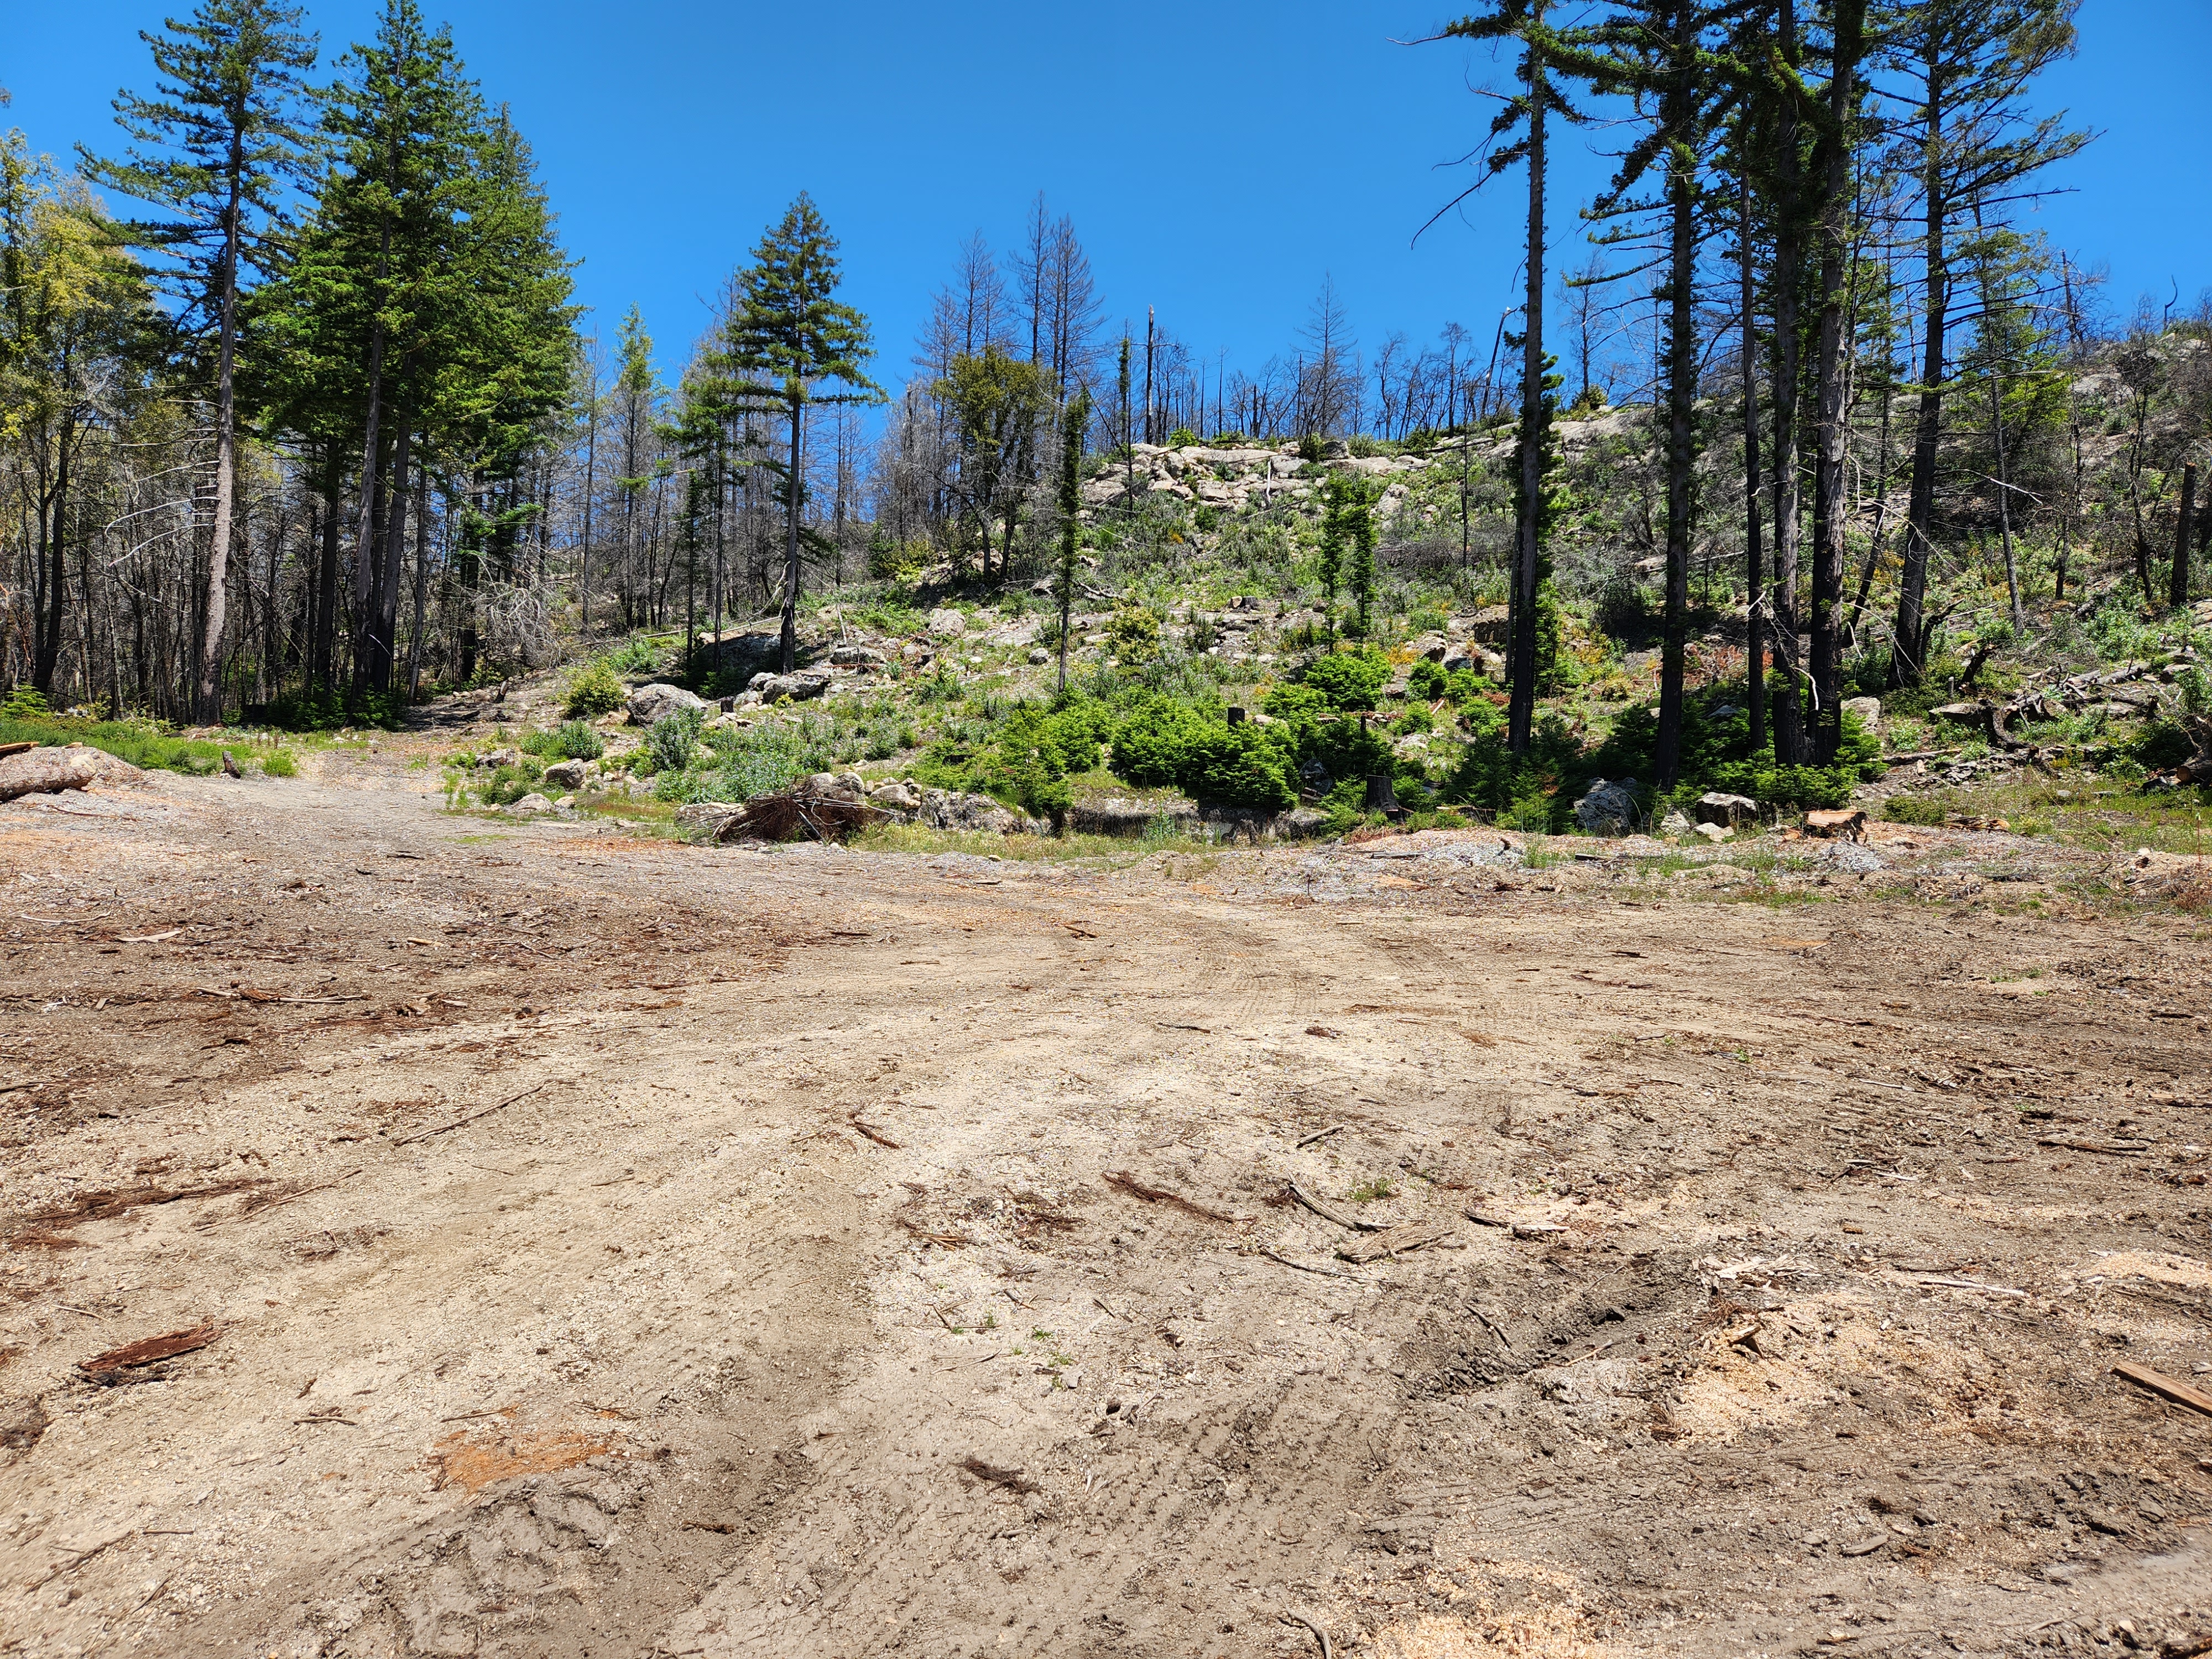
[0,708,236,776]
[2130,718,2200,770]
[563,660,627,718]
[645,706,704,773]
[2,687,53,721]
[1107,608,1161,665]
[261,748,298,778]
[869,536,930,582]
[521,719,606,760]
[1293,646,1391,712]
[1297,431,1326,463]
[1107,693,1295,811]
[1881,794,1950,826]
[603,637,662,676]
[1167,426,1197,447]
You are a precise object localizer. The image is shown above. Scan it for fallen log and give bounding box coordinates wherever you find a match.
[0,746,98,802]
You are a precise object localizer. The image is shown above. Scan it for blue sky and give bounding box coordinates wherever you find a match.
[10,0,2209,393]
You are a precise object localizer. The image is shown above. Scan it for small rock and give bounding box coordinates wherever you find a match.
[926,608,967,638]
[1659,810,1693,836]
[830,643,885,667]
[1842,695,1882,733]
[1697,791,1759,828]
[542,759,588,790]
[1029,648,1051,665]
[506,792,555,816]
[1692,821,1731,843]
[1819,841,1884,875]
[868,780,921,813]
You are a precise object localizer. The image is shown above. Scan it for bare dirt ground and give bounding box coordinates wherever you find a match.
[3,739,2211,1659]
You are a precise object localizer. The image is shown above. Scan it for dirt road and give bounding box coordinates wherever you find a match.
[2,750,2209,1659]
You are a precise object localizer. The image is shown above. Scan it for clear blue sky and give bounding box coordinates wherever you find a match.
[9,0,2209,393]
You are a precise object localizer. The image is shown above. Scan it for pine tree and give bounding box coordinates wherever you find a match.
[1055,390,1091,695]
[80,0,317,721]
[1346,481,1378,638]
[1438,0,1590,754]
[720,195,879,674]
[1887,0,2085,685]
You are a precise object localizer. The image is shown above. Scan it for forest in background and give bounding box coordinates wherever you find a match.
[3,0,2209,805]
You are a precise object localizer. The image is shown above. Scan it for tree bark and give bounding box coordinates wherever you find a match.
[195,141,244,724]
[1655,0,1699,791]
[1509,15,1548,758]
[2175,462,2198,612]
[1740,173,1766,760]
[1768,0,1808,764]
[779,392,806,675]
[1892,42,1946,686]
[1808,0,1864,764]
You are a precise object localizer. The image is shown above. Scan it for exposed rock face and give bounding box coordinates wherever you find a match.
[926,609,967,638]
[1069,796,1199,837]
[830,644,885,667]
[1842,695,1882,733]
[689,630,782,679]
[1457,607,1511,646]
[627,683,707,726]
[505,792,556,816]
[917,790,1043,836]
[675,801,747,837]
[1574,777,1640,837]
[750,671,832,705]
[542,759,588,790]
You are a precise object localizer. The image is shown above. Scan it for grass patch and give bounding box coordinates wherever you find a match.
[0,712,314,776]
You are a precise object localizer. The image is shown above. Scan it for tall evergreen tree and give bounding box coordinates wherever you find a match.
[1438,0,1590,754]
[1055,389,1090,695]
[1886,0,2084,685]
[720,194,880,674]
[81,0,317,720]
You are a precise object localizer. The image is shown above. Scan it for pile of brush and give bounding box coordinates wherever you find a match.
[713,786,884,844]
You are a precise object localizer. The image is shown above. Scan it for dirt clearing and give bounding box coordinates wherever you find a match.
[2,750,2209,1659]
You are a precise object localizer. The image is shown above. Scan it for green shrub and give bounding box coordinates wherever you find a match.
[262,749,298,778]
[564,660,627,718]
[1105,693,1296,811]
[1167,426,1198,447]
[645,707,704,773]
[1881,793,1952,826]
[1296,646,1391,712]
[523,720,607,760]
[1297,431,1326,463]
[605,637,662,676]
[2,687,53,720]
[1108,608,1161,665]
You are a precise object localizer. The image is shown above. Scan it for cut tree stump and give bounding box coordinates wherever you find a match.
[1802,808,1867,841]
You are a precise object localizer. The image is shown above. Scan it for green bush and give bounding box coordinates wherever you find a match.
[645,707,704,774]
[1881,794,1950,826]
[1296,646,1391,712]
[522,720,607,760]
[262,749,298,778]
[605,638,662,676]
[1108,608,1161,665]
[3,687,53,720]
[1167,426,1198,448]
[1105,693,1296,811]
[564,660,627,718]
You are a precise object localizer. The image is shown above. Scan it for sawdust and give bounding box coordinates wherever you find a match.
[429,1425,620,1495]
